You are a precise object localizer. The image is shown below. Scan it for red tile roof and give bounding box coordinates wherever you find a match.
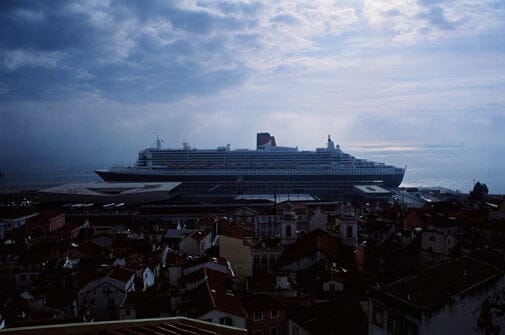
[180,266,232,287]
[405,211,424,229]
[166,252,187,266]
[107,267,134,283]
[182,280,244,318]
[182,255,229,270]
[281,230,347,266]
[38,210,64,221]
[242,293,286,313]
[219,220,253,239]
[288,298,367,335]
[0,317,247,334]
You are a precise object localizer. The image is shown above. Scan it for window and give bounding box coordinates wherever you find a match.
[254,255,260,271]
[254,312,263,321]
[285,225,292,237]
[270,255,277,268]
[372,304,384,327]
[261,255,268,269]
[219,317,233,326]
[125,309,131,316]
[329,283,336,291]
[387,316,398,334]
[271,309,279,318]
[405,321,418,335]
[346,225,353,238]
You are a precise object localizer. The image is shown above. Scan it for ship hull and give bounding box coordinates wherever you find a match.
[95,170,404,198]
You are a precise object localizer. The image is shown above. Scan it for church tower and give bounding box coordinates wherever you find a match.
[280,203,297,245]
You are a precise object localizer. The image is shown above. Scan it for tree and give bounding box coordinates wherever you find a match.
[470,181,489,200]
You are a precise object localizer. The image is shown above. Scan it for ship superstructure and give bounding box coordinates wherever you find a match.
[95,133,405,198]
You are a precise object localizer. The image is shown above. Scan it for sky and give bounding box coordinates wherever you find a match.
[0,0,504,189]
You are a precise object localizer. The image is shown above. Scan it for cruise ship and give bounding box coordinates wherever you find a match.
[95,133,405,198]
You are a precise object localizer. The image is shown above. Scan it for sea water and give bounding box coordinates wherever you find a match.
[351,143,505,194]
[1,144,504,194]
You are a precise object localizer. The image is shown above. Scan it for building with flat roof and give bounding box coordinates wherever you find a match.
[39,182,181,205]
[354,185,392,202]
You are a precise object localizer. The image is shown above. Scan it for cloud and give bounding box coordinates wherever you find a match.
[0,0,504,191]
[362,0,504,43]
[0,1,363,103]
[1,0,501,104]
[2,49,65,70]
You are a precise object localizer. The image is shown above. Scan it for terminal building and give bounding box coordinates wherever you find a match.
[39,182,182,205]
[353,185,393,203]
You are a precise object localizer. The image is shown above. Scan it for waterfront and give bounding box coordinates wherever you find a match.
[2,143,504,194]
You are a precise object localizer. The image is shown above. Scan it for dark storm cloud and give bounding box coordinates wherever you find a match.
[0,2,94,51]
[0,0,250,103]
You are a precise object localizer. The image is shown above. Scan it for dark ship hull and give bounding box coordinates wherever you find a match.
[95,169,404,198]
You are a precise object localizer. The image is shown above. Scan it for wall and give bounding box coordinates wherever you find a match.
[308,210,327,233]
[288,320,310,335]
[219,234,252,282]
[142,267,155,290]
[339,220,358,248]
[247,308,287,335]
[280,251,325,272]
[180,236,199,256]
[0,213,37,239]
[83,276,135,321]
[421,231,455,255]
[49,214,65,232]
[199,310,246,329]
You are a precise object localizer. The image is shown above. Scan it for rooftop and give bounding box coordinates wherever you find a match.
[354,185,392,194]
[38,182,181,204]
[383,256,504,310]
[281,230,348,266]
[182,280,244,318]
[42,182,181,195]
[107,267,135,283]
[0,317,247,335]
[289,298,367,335]
[235,194,315,203]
